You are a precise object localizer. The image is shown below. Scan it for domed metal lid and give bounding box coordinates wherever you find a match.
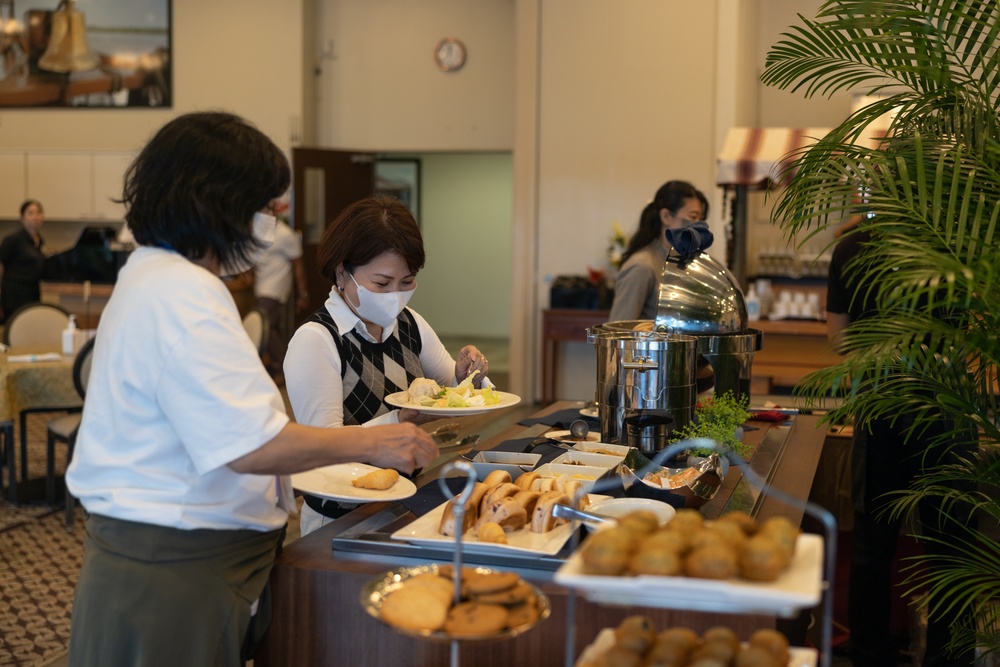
[653,252,747,334]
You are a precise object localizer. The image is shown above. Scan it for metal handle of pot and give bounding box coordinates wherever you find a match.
[622,355,656,371]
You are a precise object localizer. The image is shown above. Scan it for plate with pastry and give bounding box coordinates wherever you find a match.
[291,463,417,502]
[384,375,521,417]
[362,563,551,642]
[391,468,609,556]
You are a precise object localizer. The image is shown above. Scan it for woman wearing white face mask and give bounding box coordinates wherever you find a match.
[285,195,489,535]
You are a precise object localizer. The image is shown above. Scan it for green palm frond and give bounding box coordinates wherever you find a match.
[762,1,1000,654]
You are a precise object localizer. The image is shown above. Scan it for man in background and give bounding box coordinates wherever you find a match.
[254,197,308,385]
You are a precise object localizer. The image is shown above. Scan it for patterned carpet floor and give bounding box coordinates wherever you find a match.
[0,412,81,667]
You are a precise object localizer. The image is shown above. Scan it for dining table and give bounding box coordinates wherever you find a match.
[0,347,82,504]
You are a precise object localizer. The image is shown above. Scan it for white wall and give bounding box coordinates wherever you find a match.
[529,0,722,402]
[314,0,515,151]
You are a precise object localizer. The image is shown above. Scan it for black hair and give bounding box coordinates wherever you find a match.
[620,180,706,264]
[122,111,291,268]
[19,199,43,217]
[317,195,425,283]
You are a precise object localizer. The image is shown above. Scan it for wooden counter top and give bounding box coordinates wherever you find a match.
[254,402,829,666]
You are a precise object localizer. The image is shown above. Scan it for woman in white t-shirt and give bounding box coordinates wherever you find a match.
[65,112,438,667]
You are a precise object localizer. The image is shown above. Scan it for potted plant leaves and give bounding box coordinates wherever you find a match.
[668,390,753,473]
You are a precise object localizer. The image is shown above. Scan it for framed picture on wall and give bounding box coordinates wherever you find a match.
[0,0,172,108]
[375,158,421,224]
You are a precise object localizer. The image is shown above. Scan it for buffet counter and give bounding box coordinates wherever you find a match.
[253,401,828,667]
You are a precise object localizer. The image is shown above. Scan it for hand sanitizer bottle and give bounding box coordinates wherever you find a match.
[746,285,761,322]
[62,315,77,356]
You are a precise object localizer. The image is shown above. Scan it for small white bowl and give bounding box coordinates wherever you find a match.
[571,442,631,458]
[551,451,623,469]
[587,497,676,527]
[470,451,541,481]
[532,463,608,493]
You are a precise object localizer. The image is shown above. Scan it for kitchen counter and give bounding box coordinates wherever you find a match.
[253,401,828,666]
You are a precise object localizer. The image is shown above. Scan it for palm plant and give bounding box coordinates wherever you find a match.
[761,0,1000,657]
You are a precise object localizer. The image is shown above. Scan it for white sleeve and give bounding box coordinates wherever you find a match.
[284,322,401,428]
[410,309,458,386]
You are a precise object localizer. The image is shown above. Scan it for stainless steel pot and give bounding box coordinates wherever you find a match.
[588,324,698,445]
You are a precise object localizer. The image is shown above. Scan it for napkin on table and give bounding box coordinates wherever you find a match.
[7,352,63,363]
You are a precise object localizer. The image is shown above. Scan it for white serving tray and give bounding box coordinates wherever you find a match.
[575,628,818,667]
[554,533,824,617]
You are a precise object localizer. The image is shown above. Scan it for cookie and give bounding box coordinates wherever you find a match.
[380,584,449,632]
[463,570,521,595]
[443,601,509,636]
[505,598,540,629]
[471,581,534,606]
[405,573,455,606]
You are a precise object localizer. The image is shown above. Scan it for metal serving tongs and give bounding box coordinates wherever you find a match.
[436,460,478,667]
[550,502,614,527]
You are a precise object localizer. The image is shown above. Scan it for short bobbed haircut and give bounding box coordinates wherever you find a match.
[317,195,425,283]
[123,112,291,268]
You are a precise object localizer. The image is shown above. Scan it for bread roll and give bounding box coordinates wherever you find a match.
[563,480,589,510]
[478,497,528,531]
[438,481,491,537]
[511,490,542,516]
[480,483,521,515]
[439,498,477,536]
[481,470,513,488]
[351,468,400,490]
[478,521,508,544]
[515,471,540,490]
[530,491,569,533]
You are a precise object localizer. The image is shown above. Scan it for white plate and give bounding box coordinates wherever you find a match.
[579,406,599,419]
[586,497,676,527]
[554,533,824,617]
[551,451,623,469]
[390,494,610,556]
[291,463,417,503]
[385,390,522,416]
[575,628,817,667]
[546,429,601,444]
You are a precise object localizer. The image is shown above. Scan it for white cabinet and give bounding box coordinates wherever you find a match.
[27,153,93,220]
[11,150,135,222]
[0,152,27,217]
[93,152,133,220]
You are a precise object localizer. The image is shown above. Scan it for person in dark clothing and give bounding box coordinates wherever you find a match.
[0,199,46,321]
[827,228,974,667]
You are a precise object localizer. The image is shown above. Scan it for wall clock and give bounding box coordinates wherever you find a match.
[434,38,466,72]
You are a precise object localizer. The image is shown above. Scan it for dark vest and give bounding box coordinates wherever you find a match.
[302,307,424,517]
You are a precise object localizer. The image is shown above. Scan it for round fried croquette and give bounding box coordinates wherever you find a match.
[739,534,789,582]
[748,628,791,663]
[684,543,738,580]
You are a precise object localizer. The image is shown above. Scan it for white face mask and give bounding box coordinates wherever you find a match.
[345,271,415,328]
[221,212,277,277]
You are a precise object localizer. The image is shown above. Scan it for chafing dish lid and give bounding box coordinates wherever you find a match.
[654,252,747,334]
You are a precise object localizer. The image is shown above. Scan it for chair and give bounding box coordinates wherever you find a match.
[2,302,71,349]
[242,307,269,356]
[46,337,94,530]
[3,303,81,491]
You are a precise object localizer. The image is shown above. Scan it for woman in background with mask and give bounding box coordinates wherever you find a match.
[285,195,488,535]
[608,180,710,322]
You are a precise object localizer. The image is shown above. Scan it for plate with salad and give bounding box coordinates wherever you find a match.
[385,373,522,416]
